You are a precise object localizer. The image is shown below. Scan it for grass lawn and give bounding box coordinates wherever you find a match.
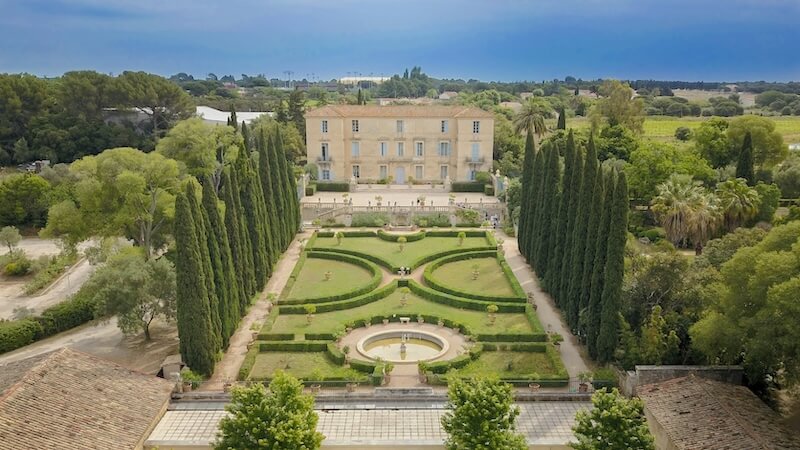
[452,351,559,378]
[430,257,515,297]
[267,290,537,336]
[311,236,490,268]
[285,258,373,299]
[248,352,367,381]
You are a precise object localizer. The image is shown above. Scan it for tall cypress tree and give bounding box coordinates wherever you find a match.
[223,170,251,311]
[257,129,281,261]
[186,181,222,353]
[268,133,289,249]
[229,105,238,131]
[203,177,241,339]
[286,157,300,241]
[518,130,536,258]
[587,171,615,358]
[241,121,250,151]
[200,180,233,348]
[578,165,604,334]
[229,163,256,299]
[736,131,755,185]
[596,171,628,363]
[557,107,566,130]
[547,131,576,298]
[274,128,297,244]
[566,135,598,329]
[248,147,275,275]
[237,153,270,290]
[174,193,216,376]
[526,148,545,263]
[558,139,584,306]
[534,146,561,279]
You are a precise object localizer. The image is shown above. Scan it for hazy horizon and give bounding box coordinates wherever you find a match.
[1,0,799,82]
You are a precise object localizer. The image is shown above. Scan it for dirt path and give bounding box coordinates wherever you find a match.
[0,258,95,320]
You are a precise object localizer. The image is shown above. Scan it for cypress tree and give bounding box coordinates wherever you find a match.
[526,148,545,264]
[257,129,281,261]
[223,170,251,311]
[587,171,615,358]
[186,181,222,353]
[246,144,274,276]
[558,140,584,306]
[237,153,270,289]
[241,121,250,151]
[596,171,628,362]
[268,133,289,249]
[534,146,561,279]
[547,130,576,298]
[203,177,241,338]
[229,105,238,131]
[174,193,216,376]
[566,135,598,329]
[578,165,604,333]
[357,89,364,105]
[272,130,293,246]
[736,131,755,185]
[275,128,298,242]
[229,163,256,299]
[518,130,536,258]
[200,181,233,348]
[557,107,566,130]
[285,156,300,240]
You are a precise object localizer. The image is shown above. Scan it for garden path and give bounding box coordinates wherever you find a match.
[201,231,312,391]
[497,231,591,379]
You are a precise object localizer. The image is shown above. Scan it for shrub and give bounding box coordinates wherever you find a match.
[351,212,390,227]
[0,319,43,354]
[258,333,295,341]
[451,182,485,192]
[325,343,345,365]
[675,126,692,141]
[455,209,480,226]
[258,341,329,352]
[474,171,492,185]
[377,229,425,242]
[413,213,450,227]
[371,365,385,386]
[35,293,99,338]
[349,358,378,374]
[315,182,350,192]
[483,185,495,196]
[407,280,525,313]
[238,345,260,380]
[305,185,317,196]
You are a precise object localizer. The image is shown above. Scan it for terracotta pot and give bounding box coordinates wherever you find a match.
[529,383,541,392]
[310,384,321,394]
[578,383,589,393]
[382,319,389,325]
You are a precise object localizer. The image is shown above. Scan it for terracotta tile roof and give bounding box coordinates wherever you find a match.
[0,348,173,450]
[639,375,800,450]
[304,104,494,118]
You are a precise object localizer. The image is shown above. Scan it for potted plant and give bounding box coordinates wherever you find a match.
[382,317,390,325]
[384,363,395,384]
[342,345,351,364]
[486,304,498,325]
[529,372,541,392]
[181,370,203,392]
[305,305,316,323]
[551,333,563,347]
[417,362,428,383]
[417,315,424,324]
[310,369,323,394]
[578,372,592,393]
[346,382,358,393]
[437,319,444,327]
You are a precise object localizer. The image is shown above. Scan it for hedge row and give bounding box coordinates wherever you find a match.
[280,252,382,305]
[376,229,426,242]
[349,358,379,374]
[371,365,385,386]
[451,182,485,192]
[481,342,548,352]
[258,333,295,341]
[425,230,488,238]
[307,333,337,341]
[498,252,526,299]
[278,281,397,314]
[475,333,548,342]
[278,251,308,299]
[258,341,329,352]
[423,251,525,303]
[407,280,526,313]
[524,304,545,333]
[0,320,42,354]
[309,248,393,272]
[315,182,350,192]
[238,345,260,380]
[425,344,483,374]
[325,342,345,365]
[317,230,378,238]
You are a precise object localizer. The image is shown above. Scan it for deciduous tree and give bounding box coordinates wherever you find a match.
[571,388,654,450]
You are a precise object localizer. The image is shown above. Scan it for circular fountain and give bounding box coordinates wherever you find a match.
[357,330,449,364]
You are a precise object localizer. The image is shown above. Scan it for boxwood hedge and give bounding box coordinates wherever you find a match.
[376,229,426,242]
[407,280,525,313]
[278,281,397,314]
[280,252,382,305]
[423,250,526,303]
[259,341,329,352]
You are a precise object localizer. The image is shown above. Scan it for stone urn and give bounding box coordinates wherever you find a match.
[529,383,541,392]
[346,383,358,393]
[310,384,322,394]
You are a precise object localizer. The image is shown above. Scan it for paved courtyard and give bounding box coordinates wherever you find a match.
[303,187,499,207]
[145,400,589,448]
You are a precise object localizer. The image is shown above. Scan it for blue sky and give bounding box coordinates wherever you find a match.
[0,0,798,81]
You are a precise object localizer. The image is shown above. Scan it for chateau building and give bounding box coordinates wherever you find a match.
[305,105,494,183]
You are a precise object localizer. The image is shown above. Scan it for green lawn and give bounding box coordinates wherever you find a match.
[451,351,559,378]
[312,236,490,268]
[285,258,373,299]
[430,257,515,297]
[267,290,537,336]
[248,352,367,381]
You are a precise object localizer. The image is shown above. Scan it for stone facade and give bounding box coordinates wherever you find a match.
[305,105,494,184]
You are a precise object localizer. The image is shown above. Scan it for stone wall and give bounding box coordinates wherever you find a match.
[622,365,744,396]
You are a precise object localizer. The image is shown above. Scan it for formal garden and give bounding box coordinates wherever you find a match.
[238,229,568,389]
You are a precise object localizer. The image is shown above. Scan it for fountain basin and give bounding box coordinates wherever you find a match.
[356,330,449,364]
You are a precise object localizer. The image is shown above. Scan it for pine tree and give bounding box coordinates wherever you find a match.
[203,177,242,335]
[534,146,561,279]
[547,131,576,298]
[257,129,281,261]
[557,107,566,130]
[587,171,615,358]
[186,181,223,352]
[526,149,545,263]
[199,179,233,348]
[223,170,251,311]
[566,135,598,329]
[558,139,584,306]
[518,130,536,258]
[596,171,629,362]
[229,164,256,299]
[736,131,755,185]
[578,165,604,334]
[174,193,217,376]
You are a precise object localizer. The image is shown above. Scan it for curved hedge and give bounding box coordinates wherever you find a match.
[424,251,526,303]
[280,251,382,305]
[376,229,426,242]
[407,280,525,313]
[279,281,397,314]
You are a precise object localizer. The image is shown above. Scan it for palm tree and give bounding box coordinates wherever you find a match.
[716,178,760,231]
[652,175,720,247]
[513,99,550,138]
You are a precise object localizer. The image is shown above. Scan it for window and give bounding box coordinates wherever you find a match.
[415,141,424,157]
[472,121,480,133]
[441,120,449,133]
[352,165,360,178]
[415,165,423,180]
[397,142,404,157]
[471,143,480,161]
[380,142,388,157]
[351,141,360,157]
[469,169,476,181]
[321,120,328,133]
[379,165,388,179]
[438,141,450,157]
[321,143,329,161]
[322,169,331,180]
[396,120,404,133]
[352,119,359,132]
[440,165,449,180]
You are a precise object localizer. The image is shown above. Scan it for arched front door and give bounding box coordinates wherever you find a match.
[395,166,406,184]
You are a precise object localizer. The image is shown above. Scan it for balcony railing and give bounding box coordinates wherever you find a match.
[465,156,485,164]
[316,156,333,163]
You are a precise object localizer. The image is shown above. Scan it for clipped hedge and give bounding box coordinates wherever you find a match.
[0,319,44,354]
[423,251,526,303]
[481,342,547,352]
[407,280,525,313]
[426,344,482,374]
[278,251,308,299]
[280,251,382,305]
[316,182,350,192]
[258,333,295,341]
[305,184,317,196]
[498,252,526,299]
[425,230,487,238]
[451,182,485,192]
[259,341,329,352]
[349,358,378,374]
[371,365,385,386]
[483,185,495,196]
[325,342,345,365]
[414,213,451,227]
[351,213,390,228]
[377,229,426,242]
[309,248,393,271]
[279,282,397,314]
[476,333,548,342]
[523,304,545,332]
[306,333,337,341]
[238,345,260,380]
